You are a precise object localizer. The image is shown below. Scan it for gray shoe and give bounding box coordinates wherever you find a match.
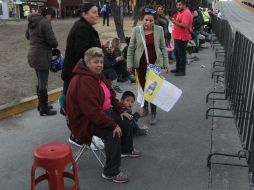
[150,113,157,125]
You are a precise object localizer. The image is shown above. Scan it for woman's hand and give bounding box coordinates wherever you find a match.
[164,67,169,74]
[113,125,122,138]
[161,67,169,74]
[120,112,133,120]
[127,67,133,73]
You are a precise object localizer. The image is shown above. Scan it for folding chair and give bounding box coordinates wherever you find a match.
[70,137,106,169]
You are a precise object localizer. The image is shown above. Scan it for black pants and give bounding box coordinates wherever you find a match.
[144,101,156,114]
[103,13,109,26]
[63,79,71,95]
[93,111,133,176]
[174,40,188,73]
[35,69,49,90]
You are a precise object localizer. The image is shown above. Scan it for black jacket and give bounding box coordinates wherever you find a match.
[26,14,58,70]
[61,17,101,81]
[193,16,202,31]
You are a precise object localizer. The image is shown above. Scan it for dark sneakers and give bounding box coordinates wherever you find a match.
[113,85,123,93]
[174,72,186,76]
[135,125,149,136]
[121,149,142,158]
[170,69,179,73]
[69,134,83,147]
[102,171,129,183]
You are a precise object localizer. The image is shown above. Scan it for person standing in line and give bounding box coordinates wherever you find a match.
[170,0,192,76]
[127,7,169,125]
[156,5,170,45]
[61,2,101,97]
[26,7,58,116]
[192,9,202,52]
[101,1,110,26]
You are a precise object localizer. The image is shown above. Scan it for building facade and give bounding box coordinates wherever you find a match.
[46,0,99,18]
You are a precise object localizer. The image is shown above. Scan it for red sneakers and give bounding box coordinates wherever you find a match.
[102,171,129,183]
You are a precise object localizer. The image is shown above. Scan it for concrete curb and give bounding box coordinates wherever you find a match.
[0,88,62,120]
[234,0,254,13]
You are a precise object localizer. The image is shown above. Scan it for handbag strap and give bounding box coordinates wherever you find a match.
[139,26,150,64]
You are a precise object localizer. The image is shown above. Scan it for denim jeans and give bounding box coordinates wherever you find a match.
[192,30,200,47]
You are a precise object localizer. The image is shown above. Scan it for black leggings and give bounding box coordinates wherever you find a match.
[93,110,133,176]
[35,69,49,90]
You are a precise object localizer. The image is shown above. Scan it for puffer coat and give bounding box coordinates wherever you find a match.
[26,14,58,70]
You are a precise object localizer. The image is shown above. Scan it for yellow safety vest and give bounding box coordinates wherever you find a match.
[202,12,209,22]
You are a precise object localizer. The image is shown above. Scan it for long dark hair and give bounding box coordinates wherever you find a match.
[39,7,56,18]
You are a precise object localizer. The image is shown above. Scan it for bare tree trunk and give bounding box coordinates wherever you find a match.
[132,0,145,27]
[111,0,125,42]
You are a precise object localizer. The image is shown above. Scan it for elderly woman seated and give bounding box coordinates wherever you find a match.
[66,47,141,183]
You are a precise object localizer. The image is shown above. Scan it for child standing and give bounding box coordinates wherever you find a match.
[121,91,149,136]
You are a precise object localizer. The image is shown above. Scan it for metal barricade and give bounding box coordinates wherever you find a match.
[207,17,254,186]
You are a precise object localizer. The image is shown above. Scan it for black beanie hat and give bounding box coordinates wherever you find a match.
[81,2,95,13]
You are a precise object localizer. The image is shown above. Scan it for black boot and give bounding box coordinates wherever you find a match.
[150,104,157,125]
[142,101,149,117]
[36,86,53,111]
[38,89,57,116]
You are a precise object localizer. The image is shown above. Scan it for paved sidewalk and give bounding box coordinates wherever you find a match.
[0,46,250,189]
[220,0,254,41]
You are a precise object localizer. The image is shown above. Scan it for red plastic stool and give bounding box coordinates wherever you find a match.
[31,142,79,190]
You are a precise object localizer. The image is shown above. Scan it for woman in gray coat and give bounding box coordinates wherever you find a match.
[26,7,58,116]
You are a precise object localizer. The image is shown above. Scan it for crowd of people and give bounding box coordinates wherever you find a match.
[25,0,221,184]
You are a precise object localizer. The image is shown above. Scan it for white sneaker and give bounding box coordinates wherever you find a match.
[91,136,105,150]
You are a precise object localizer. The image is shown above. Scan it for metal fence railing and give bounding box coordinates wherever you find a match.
[206,17,254,186]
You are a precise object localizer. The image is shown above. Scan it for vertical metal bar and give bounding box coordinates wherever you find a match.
[238,40,251,141]
[243,43,254,149]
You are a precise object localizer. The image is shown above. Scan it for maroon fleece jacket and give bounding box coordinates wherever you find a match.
[66,63,123,145]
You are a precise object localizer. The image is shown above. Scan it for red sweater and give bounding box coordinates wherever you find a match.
[66,63,123,145]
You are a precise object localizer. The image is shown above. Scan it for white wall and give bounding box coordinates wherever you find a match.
[0,2,9,19]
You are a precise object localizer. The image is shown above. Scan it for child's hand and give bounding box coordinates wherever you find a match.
[116,56,124,62]
[137,109,143,116]
[120,112,133,120]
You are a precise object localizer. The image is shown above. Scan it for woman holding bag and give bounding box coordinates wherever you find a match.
[26,7,58,116]
[127,7,169,125]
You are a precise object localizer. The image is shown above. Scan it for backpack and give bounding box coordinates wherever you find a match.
[100,5,106,14]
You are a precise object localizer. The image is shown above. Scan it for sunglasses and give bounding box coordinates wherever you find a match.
[145,8,156,14]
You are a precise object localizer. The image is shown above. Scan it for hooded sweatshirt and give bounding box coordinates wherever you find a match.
[26,14,58,70]
[66,61,123,145]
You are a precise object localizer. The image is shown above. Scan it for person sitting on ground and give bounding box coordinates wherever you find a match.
[102,40,123,93]
[66,47,141,183]
[121,91,149,136]
[111,38,129,82]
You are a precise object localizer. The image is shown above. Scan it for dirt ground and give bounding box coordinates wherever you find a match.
[0,17,135,106]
